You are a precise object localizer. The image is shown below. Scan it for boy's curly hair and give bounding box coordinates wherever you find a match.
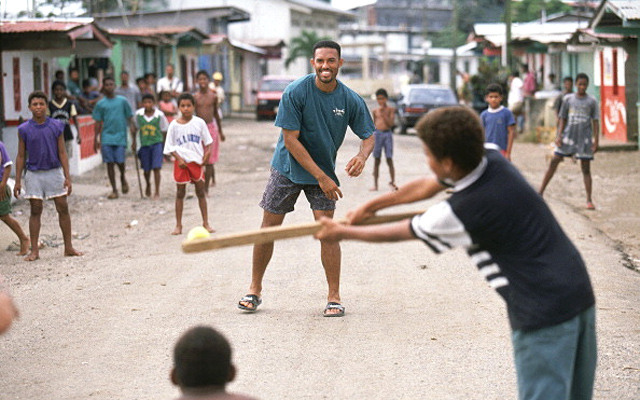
[416,106,485,174]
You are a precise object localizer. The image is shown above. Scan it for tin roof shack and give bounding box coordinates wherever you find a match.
[0,19,112,175]
[105,26,209,92]
[591,0,640,148]
[203,34,265,115]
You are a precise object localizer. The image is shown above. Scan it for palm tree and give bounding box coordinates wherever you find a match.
[285,30,331,73]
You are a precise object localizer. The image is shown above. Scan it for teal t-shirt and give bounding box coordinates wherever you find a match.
[92,95,133,146]
[272,74,374,185]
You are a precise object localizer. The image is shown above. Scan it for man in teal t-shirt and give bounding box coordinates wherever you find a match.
[93,76,135,199]
[238,40,375,318]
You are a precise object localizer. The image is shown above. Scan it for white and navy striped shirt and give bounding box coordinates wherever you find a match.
[410,147,595,331]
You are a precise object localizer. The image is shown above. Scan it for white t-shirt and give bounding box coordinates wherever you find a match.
[163,116,213,164]
[156,76,183,93]
[508,77,524,106]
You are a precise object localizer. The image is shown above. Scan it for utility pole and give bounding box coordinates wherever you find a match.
[505,0,513,70]
[450,0,459,93]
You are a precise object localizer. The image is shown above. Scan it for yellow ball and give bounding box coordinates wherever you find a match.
[187,226,211,241]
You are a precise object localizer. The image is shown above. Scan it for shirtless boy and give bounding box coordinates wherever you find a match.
[371,88,396,191]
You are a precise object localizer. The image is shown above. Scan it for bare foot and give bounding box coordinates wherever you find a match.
[203,224,216,233]
[121,180,129,194]
[389,182,398,192]
[152,194,160,201]
[171,226,182,235]
[369,187,378,191]
[17,237,30,256]
[64,248,83,257]
[145,185,151,197]
[24,252,39,262]
[107,192,119,200]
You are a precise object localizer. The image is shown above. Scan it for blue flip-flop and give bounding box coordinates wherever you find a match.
[238,294,262,312]
[323,302,345,317]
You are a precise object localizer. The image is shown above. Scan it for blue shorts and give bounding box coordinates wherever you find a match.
[512,306,597,400]
[138,142,164,172]
[102,145,126,164]
[373,129,393,159]
[259,168,336,214]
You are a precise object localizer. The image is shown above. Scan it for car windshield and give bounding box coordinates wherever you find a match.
[408,88,456,104]
[261,80,292,91]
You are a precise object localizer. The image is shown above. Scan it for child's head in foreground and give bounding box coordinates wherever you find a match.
[171,325,235,391]
[416,106,484,180]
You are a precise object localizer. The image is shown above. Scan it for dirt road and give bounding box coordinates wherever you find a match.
[1,118,638,399]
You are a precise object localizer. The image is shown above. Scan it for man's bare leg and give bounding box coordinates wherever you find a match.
[172,184,186,235]
[107,163,118,199]
[0,215,29,255]
[581,159,594,207]
[239,210,286,310]
[53,196,82,257]
[153,169,161,199]
[370,157,381,191]
[387,158,397,190]
[194,180,215,233]
[144,170,152,197]
[539,154,563,196]
[313,209,342,315]
[25,199,43,261]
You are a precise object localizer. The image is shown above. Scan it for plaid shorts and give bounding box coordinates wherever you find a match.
[259,168,335,214]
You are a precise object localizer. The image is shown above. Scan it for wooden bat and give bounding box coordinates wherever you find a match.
[181,210,424,253]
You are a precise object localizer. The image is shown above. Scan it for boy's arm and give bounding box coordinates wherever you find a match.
[94,121,103,153]
[0,165,9,201]
[382,106,395,127]
[213,98,224,142]
[348,177,446,224]
[13,136,26,198]
[506,125,515,160]
[202,143,211,165]
[315,217,414,243]
[57,133,72,195]
[555,118,566,147]
[592,119,599,153]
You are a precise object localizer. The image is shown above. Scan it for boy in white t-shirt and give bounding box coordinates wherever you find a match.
[163,93,214,235]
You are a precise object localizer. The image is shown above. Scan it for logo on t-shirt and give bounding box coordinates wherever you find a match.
[333,108,345,117]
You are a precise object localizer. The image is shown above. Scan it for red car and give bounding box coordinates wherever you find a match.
[255,75,296,120]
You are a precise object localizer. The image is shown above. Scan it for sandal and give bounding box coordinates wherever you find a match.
[107,192,119,200]
[586,202,596,210]
[323,302,345,317]
[238,294,262,312]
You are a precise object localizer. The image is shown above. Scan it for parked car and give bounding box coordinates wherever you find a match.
[395,84,458,134]
[255,75,296,120]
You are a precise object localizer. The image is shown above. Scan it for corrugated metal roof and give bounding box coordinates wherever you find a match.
[107,26,195,36]
[0,20,86,33]
[474,21,589,46]
[610,0,640,20]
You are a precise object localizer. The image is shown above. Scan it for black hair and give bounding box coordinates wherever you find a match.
[510,71,519,78]
[102,76,115,85]
[121,70,130,76]
[173,326,231,388]
[563,76,573,83]
[485,83,503,96]
[28,91,48,105]
[141,93,155,102]
[82,79,92,89]
[177,92,195,106]
[416,106,484,174]
[312,40,341,59]
[575,72,589,84]
[195,70,210,79]
[136,77,146,84]
[52,80,67,91]
[144,72,157,80]
[375,88,388,98]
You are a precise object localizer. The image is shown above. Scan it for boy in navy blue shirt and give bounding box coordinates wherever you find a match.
[480,83,515,160]
[316,106,596,400]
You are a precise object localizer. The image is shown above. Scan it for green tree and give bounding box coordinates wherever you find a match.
[512,0,571,22]
[285,30,331,72]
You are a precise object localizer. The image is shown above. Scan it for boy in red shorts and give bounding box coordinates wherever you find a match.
[163,93,214,235]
